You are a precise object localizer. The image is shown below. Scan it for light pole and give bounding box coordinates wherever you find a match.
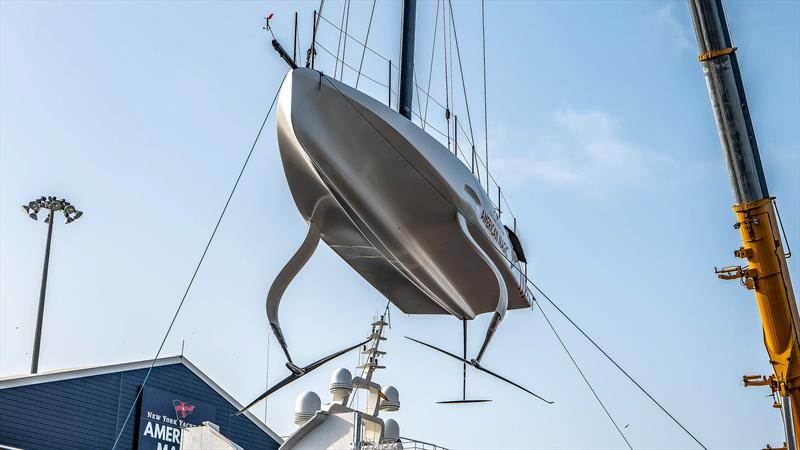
[21,196,83,374]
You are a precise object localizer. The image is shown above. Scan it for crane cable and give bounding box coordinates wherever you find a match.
[320,73,707,449]
[110,81,283,450]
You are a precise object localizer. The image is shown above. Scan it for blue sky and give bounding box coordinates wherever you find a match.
[1,1,798,448]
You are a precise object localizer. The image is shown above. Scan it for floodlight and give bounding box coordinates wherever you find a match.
[73,211,83,220]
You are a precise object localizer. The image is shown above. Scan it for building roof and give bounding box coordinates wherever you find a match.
[0,355,283,444]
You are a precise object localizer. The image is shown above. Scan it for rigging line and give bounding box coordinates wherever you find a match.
[355,0,378,90]
[533,300,633,449]
[446,0,475,145]
[423,0,441,128]
[320,74,706,448]
[447,1,455,124]
[317,13,396,67]
[315,0,325,33]
[317,41,396,95]
[110,84,283,450]
[527,283,709,449]
[480,0,489,191]
[441,0,450,151]
[413,66,425,129]
[316,9,452,118]
[341,0,351,81]
[334,0,348,79]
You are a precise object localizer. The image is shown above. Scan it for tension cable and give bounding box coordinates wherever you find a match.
[111,82,283,450]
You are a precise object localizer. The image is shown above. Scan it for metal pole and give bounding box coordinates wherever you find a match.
[388,60,392,108]
[462,318,467,401]
[293,12,298,65]
[31,209,54,374]
[785,396,797,450]
[398,0,416,120]
[310,10,318,69]
[454,115,458,156]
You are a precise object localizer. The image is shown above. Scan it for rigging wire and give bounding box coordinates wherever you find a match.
[355,0,378,89]
[317,41,396,95]
[441,0,451,152]
[334,0,348,79]
[341,0,351,81]
[110,84,283,450]
[529,284,708,449]
[446,0,475,146]
[423,0,441,129]
[480,0,489,191]
[318,13,395,67]
[533,300,633,449]
[319,73,707,449]
[447,1,455,129]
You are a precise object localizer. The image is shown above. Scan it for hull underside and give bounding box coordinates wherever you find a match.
[276,68,529,319]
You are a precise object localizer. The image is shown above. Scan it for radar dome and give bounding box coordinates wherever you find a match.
[294,391,321,426]
[384,418,400,442]
[379,385,400,411]
[329,368,353,404]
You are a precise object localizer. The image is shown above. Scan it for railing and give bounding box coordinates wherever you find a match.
[399,437,449,450]
[308,13,531,295]
[311,13,520,229]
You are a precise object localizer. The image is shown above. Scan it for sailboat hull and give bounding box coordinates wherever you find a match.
[276,68,530,318]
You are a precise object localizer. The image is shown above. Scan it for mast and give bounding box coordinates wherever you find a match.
[398,0,416,120]
[688,1,799,448]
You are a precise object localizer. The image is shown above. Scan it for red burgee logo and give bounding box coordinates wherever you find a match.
[173,399,196,419]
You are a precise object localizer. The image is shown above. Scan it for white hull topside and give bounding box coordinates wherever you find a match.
[276,68,529,319]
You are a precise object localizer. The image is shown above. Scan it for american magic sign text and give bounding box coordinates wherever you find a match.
[135,386,216,450]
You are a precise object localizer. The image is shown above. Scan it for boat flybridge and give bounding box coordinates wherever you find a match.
[277,316,447,450]
[241,0,546,413]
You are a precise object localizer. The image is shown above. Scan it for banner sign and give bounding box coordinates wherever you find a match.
[136,386,217,450]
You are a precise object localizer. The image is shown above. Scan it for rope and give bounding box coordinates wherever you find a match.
[110,83,283,450]
[320,73,707,449]
[534,300,633,449]
[355,0,377,89]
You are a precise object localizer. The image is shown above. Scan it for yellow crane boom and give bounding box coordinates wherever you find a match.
[688,1,799,448]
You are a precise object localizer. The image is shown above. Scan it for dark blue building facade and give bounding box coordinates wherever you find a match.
[0,356,281,450]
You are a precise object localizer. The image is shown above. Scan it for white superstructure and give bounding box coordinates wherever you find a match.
[278,317,445,450]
